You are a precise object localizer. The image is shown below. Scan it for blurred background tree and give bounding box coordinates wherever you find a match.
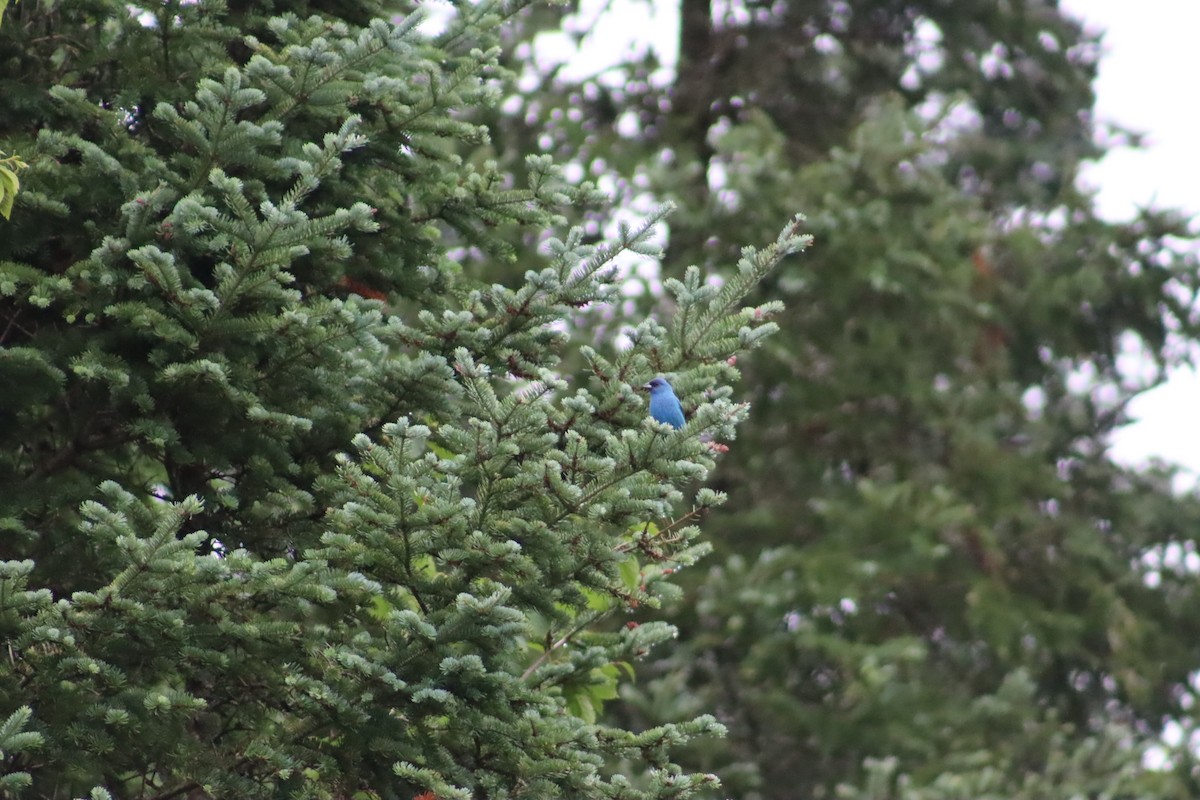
[486,0,1200,797]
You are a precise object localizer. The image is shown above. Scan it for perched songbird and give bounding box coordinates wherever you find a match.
[642,377,686,429]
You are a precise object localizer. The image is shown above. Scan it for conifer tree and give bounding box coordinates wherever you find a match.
[485,1,1200,798]
[0,1,805,796]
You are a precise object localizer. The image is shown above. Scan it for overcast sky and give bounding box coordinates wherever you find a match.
[1062,0,1200,481]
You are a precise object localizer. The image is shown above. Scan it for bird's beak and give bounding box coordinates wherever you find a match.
[638,382,652,392]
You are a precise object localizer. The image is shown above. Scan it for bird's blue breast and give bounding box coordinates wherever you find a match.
[649,391,686,429]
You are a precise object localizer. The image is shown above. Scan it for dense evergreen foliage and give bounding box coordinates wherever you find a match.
[5,0,1200,798]
[0,1,804,796]
[487,1,1200,798]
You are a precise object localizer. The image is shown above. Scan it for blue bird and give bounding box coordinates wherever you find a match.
[642,377,686,429]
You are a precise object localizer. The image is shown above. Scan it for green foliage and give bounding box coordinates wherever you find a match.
[485,1,1200,798]
[835,672,1194,800]
[661,89,1200,800]
[0,150,24,219]
[0,0,805,797]
[0,705,41,793]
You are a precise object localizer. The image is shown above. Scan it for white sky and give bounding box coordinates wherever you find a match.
[1063,1,1200,481]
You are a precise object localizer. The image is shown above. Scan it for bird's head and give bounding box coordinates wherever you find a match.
[641,377,673,395]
